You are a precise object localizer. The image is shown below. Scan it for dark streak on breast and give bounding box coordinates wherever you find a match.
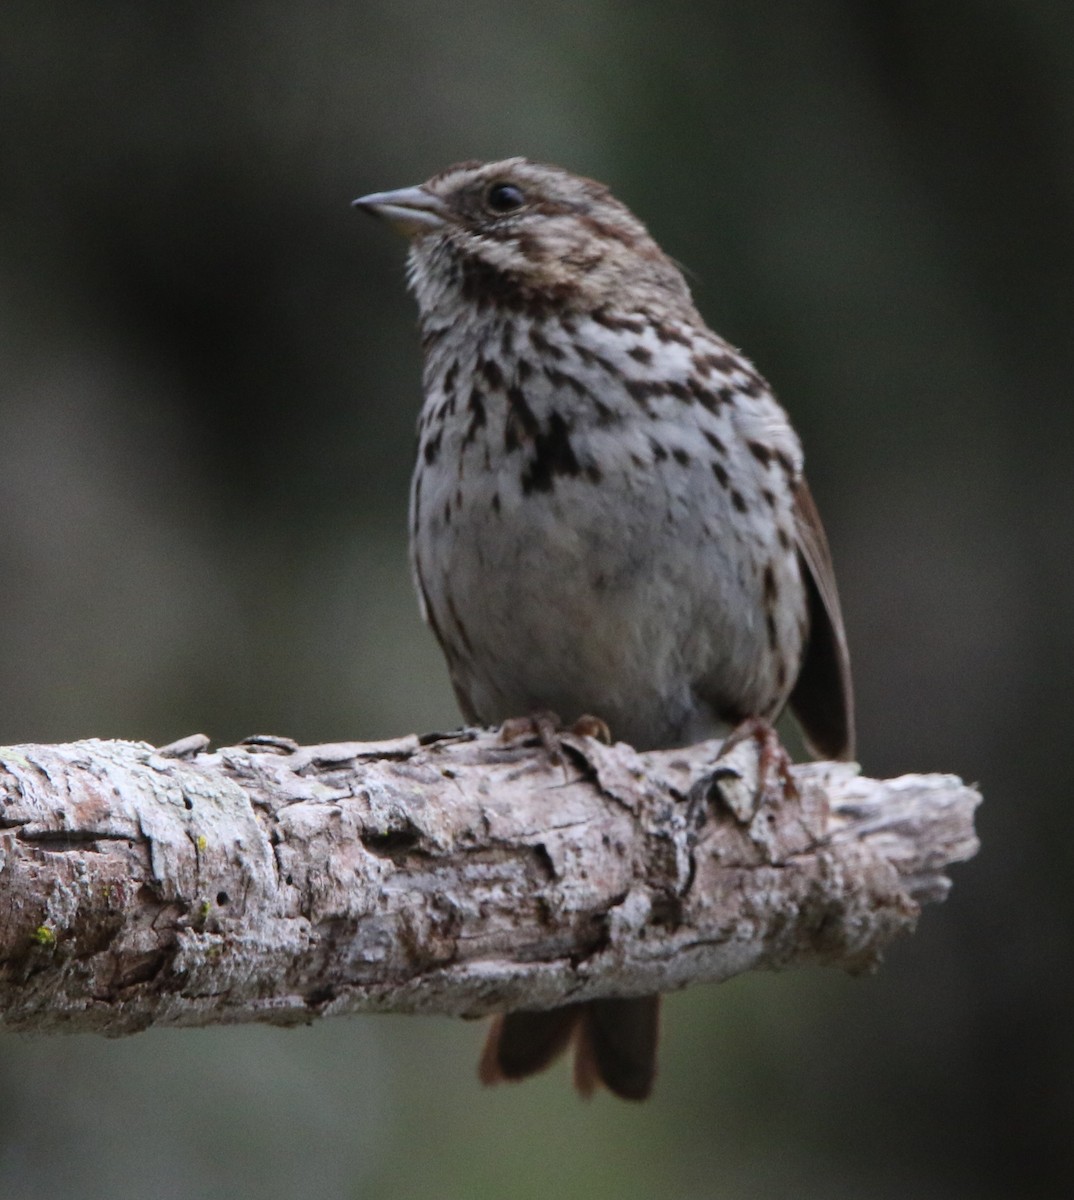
[529,325,564,360]
[591,309,646,334]
[521,411,583,494]
[544,365,588,396]
[504,385,540,452]
[463,387,487,446]
[652,322,692,347]
[481,357,504,390]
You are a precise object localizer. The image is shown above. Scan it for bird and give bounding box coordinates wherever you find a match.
[353,157,854,1101]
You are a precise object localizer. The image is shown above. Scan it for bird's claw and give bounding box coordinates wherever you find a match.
[498,711,613,765]
[712,717,798,822]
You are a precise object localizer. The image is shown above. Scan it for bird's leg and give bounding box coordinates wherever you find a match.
[718,716,798,802]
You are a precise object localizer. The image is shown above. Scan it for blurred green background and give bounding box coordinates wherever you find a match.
[1,2,1070,1197]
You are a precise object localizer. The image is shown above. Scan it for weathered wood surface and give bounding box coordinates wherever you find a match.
[0,729,980,1034]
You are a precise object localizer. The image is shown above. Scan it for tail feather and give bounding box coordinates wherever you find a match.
[479,997,660,1101]
[575,996,659,1100]
[478,1005,583,1084]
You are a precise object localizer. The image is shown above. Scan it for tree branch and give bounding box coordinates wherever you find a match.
[0,729,980,1034]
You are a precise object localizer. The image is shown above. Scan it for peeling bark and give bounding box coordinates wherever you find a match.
[0,729,980,1035]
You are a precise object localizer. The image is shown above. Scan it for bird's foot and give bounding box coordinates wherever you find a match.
[713,717,798,822]
[499,710,564,757]
[568,714,612,745]
[499,711,613,763]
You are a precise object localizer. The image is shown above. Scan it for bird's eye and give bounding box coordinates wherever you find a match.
[486,182,525,213]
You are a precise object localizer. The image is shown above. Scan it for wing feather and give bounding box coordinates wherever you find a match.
[789,479,855,760]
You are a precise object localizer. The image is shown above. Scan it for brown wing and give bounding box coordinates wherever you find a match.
[788,478,855,760]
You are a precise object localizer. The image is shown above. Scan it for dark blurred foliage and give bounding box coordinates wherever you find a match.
[0,3,1071,1197]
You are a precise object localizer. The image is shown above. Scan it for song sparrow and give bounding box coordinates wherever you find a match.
[353,158,854,1100]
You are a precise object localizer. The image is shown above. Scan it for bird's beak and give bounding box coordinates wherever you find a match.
[351,185,449,238]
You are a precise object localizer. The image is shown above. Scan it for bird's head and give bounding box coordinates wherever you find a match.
[353,157,696,321]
